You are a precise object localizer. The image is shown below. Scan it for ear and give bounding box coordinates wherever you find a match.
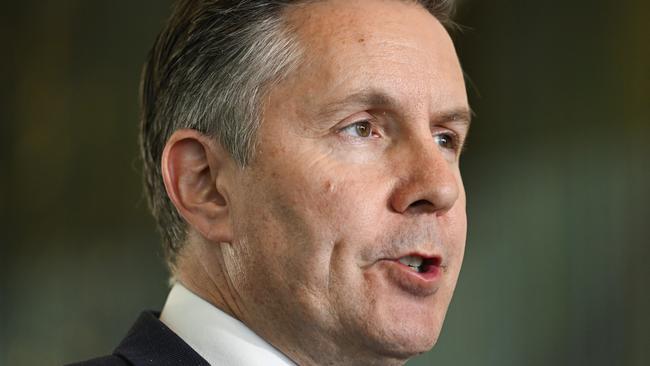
[161,129,234,243]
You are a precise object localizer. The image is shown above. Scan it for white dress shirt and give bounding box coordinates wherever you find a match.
[160,282,296,366]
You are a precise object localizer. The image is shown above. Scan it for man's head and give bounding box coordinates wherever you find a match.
[141,0,469,364]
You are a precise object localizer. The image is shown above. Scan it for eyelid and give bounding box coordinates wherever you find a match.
[335,112,381,136]
[433,128,466,154]
[436,121,470,149]
[339,120,380,140]
[335,111,374,127]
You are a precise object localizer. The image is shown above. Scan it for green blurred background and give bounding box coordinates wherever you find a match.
[1,0,648,365]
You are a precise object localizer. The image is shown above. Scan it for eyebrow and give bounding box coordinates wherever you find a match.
[318,88,473,126]
[318,89,400,117]
[433,108,473,127]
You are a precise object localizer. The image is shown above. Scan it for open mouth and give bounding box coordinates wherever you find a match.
[397,255,441,274]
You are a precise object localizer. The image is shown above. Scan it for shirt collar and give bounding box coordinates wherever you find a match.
[160,282,296,366]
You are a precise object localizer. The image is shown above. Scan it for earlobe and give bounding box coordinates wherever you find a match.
[161,129,234,243]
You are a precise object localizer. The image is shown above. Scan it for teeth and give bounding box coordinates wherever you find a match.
[398,255,423,270]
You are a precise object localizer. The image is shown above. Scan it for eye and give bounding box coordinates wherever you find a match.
[434,132,458,150]
[340,121,374,138]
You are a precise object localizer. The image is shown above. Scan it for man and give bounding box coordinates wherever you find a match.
[70,0,470,364]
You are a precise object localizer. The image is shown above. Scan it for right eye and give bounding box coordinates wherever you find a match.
[340,121,374,138]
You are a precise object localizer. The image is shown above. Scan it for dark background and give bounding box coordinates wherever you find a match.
[2,0,648,365]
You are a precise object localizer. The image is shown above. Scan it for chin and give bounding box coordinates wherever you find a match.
[361,312,445,361]
[364,337,440,363]
[375,299,450,359]
[387,328,441,358]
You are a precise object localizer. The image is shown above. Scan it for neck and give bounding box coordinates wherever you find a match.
[173,238,241,321]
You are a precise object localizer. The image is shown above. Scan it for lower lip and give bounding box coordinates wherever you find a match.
[378,260,442,297]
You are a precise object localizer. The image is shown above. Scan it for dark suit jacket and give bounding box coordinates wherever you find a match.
[66,311,210,366]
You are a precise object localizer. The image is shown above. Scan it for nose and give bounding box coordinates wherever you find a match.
[389,138,461,216]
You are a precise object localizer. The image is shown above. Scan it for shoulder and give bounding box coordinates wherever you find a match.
[65,311,209,366]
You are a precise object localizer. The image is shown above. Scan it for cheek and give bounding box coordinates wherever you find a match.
[231,162,341,275]
[264,153,381,232]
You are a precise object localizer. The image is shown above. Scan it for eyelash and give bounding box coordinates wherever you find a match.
[434,132,460,151]
[339,120,378,139]
[339,119,464,153]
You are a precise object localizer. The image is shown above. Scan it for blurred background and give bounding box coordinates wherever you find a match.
[1,0,648,365]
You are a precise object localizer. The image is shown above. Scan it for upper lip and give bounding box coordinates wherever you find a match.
[382,251,443,266]
[359,248,444,270]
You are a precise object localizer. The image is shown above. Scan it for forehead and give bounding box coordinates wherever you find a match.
[278,0,467,114]
[288,0,448,52]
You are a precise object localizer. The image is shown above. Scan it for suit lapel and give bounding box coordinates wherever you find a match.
[114,311,210,366]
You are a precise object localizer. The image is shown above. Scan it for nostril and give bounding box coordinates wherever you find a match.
[403,199,437,215]
[410,199,432,208]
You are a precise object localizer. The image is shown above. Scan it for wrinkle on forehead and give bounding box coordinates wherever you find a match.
[277,0,465,109]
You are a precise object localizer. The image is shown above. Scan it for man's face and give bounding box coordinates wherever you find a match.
[222,0,469,362]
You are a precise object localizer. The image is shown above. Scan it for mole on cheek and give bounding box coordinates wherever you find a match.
[324,180,336,194]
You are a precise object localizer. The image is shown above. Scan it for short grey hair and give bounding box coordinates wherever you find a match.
[140,0,456,271]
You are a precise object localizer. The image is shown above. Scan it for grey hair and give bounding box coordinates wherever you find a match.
[140,0,456,271]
